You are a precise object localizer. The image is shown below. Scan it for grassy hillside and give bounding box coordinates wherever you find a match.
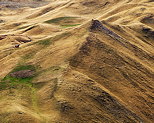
[0,0,154,122]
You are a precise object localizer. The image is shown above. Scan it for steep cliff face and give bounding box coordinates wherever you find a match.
[0,0,154,123]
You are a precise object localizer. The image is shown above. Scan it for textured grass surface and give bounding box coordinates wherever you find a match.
[17,25,30,30]
[38,38,52,46]
[0,74,33,90]
[45,17,78,24]
[0,0,154,122]
[61,24,80,28]
[22,52,37,60]
[37,32,71,46]
[12,65,35,72]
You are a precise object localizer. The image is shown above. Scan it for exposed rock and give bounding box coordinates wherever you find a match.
[57,101,74,112]
[14,44,20,48]
[90,19,103,31]
[90,20,122,40]
[0,35,6,40]
[142,27,154,39]
[141,15,154,24]
[10,70,34,78]
[92,91,142,122]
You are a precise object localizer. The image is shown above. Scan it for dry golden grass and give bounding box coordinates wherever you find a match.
[0,0,154,122]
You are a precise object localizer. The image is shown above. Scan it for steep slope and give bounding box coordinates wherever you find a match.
[70,20,154,122]
[0,0,154,123]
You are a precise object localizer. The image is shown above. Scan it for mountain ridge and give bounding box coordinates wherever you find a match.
[0,0,154,122]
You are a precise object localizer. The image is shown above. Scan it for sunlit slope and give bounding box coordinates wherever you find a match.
[0,0,154,123]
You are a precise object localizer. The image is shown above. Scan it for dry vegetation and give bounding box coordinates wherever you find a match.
[0,0,154,123]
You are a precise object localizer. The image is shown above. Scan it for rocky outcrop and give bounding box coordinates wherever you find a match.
[141,15,154,24]
[0,35,6,40]
[90,20,122,40]
[10,70,34,78]
[14,44,20,48]
[142,27,154,40]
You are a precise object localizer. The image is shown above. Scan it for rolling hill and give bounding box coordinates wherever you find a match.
[0,0,154,122]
